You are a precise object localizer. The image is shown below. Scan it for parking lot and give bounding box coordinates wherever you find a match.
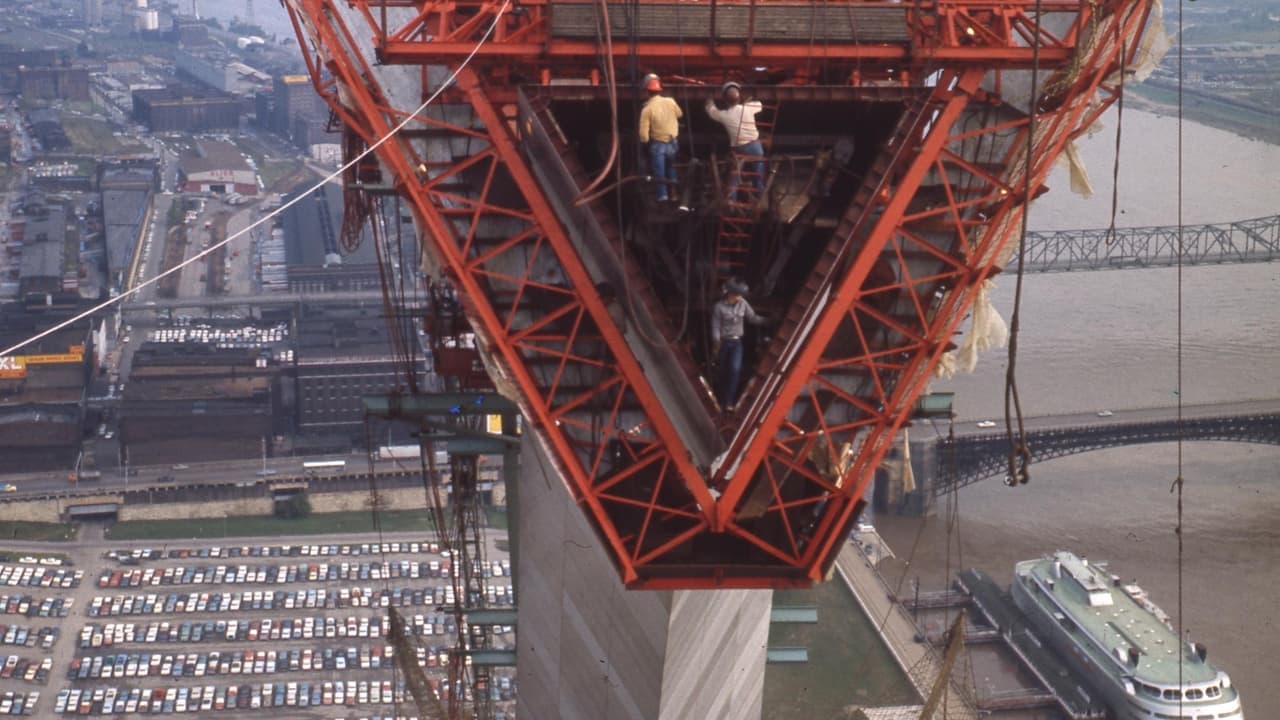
[0,534,517,718]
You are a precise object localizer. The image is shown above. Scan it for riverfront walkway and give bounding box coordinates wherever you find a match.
[834,544,977,720]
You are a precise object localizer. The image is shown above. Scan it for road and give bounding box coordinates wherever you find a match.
[1,453,433,498]
[120,289,390,313]
[949,398,1280,437]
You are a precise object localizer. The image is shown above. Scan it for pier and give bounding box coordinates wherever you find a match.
[834,544,978,719]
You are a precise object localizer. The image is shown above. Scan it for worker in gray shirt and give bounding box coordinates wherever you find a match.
[711,278,768,411]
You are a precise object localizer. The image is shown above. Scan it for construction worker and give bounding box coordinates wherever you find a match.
[705,82,765,203]
[710,278,768,411]
[638,73,683,204]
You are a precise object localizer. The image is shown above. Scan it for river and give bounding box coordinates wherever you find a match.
[876,106,1280,717]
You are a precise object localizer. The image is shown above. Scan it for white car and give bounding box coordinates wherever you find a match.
[1096,410,1114,417]
[976,420,997,428]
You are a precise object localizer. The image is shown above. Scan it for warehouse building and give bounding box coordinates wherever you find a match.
[0,305,93,472]
[131,85,239,133]
[178,139,258,196]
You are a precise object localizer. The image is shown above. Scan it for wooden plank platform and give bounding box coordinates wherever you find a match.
[551,2,911,44]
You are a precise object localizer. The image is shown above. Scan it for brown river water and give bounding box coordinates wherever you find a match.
[875,107,1280,717]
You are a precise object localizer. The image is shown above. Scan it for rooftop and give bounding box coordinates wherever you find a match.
[180,139,252,176]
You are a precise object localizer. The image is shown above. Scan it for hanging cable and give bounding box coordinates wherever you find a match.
[1172,0,1186,714]
[1105,27,1128,245]
[1003,1,1043,486]
[0,0,513,360]
[573,0,620,205]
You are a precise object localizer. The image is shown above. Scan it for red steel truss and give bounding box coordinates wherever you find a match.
[283,0,1156,588]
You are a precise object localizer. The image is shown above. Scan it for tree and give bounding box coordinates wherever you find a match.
[274,493,311,519]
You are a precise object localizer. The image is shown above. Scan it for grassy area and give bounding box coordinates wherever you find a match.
[259,159,311,193]
[60,116,148,156]
[105,509,443,541]
[763,581,919,720]
[0,522,76,542]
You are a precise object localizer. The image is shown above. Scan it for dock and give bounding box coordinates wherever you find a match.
[834,544,978,720]
[957,569,1109,720]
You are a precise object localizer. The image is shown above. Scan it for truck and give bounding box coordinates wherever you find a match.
[376,445,420,461]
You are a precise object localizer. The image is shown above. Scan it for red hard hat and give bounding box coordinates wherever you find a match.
[644,74,662,92]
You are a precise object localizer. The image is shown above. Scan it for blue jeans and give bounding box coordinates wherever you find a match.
[729,140,765,201]
[648,139,678,201]
[717,338,744,407]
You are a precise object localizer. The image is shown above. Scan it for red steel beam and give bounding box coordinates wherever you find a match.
[286,0,1156,587]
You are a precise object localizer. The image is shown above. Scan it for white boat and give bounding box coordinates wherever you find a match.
[1012,551,1243,720]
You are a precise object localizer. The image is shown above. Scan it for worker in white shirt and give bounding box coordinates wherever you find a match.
[705,82,765,203]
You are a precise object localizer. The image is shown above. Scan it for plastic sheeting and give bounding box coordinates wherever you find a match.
[935,279,1008,379]
[1060,0,1174,200]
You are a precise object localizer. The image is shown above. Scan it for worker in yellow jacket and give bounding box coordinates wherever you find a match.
[638,74,682,204]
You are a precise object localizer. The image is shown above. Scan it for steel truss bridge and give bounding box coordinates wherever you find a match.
[1024,213,1279,272]
[933,410,1280,495]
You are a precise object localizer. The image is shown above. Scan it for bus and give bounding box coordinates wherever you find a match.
[301,460,346,471]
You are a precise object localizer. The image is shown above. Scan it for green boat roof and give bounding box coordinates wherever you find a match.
[1016,551,1222,688]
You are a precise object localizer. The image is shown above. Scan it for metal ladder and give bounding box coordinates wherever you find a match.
[712,101,779,283]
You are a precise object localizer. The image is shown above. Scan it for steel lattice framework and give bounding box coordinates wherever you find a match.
[1024,213,1280,271]
[283,0,1159,588]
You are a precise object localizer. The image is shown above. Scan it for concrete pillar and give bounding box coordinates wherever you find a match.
[516,437,770,720]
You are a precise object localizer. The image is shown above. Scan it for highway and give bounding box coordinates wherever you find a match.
[1,453,433,498]
[120,289,391,312]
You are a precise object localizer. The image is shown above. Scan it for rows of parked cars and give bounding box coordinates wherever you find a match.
[55,679,403,714]
[0,690,35,715]
[0,594,71,619]
[97,558,471,589]
[0,564,82,589]
[84,581,515,618]
[0,656,50,684]
[154,541,443,561]
[0,624,57,650]
[68,644,413,680]
[33,538,518,718]
[81,615,397,648]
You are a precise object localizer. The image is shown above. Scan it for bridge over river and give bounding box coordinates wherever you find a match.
[891,400,1280,512]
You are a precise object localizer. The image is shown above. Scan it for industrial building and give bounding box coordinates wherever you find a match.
[292,304,426,448]
[0,305,93,472]
[81,0,103,28]
[176,48,272,96]
[131,85,239,133]
[17,65,91,103]
[270,74,331,148]
[279,182,380,292]
[169,15,211,47]
[15,202,76,300]
[99,177,151,292]
[178,139,258,196]
[121,343,280,465]
[0,47,66,93]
